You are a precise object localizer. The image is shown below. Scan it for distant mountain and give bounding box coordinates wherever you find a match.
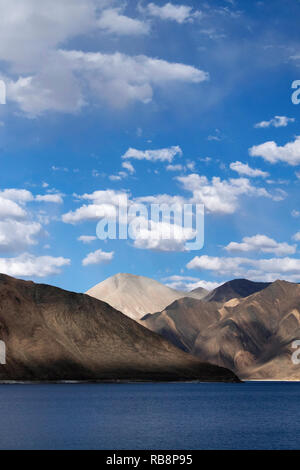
[142,280,300,381]
[203,279,270,303]
[0,274,238,383]
[189,286,209,299]
[86,273,208,321]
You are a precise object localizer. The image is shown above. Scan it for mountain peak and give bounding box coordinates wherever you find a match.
[86,273,207,320]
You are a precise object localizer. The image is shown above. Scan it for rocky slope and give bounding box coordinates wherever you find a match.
[86,273,208,321]
[0,274,238,382]
[142,280,300,380]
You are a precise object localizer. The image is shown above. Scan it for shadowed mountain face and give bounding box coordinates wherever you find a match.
[86,273,208,321]
[203,279,270,303]
[142,281,300,380]
[0,274,238,383]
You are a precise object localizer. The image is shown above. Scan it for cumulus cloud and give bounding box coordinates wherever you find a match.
[0,0,100,70]
[0,220,43,253]
[145,2,201,23]
[1,1,208,116]
[0,253,70,278]
[62,190,129,224]
[131,217,196,252]
[8,49,209,114]
[254,116,295,128]
[82,249,114,266]
[98,8,150,35]
[230,161,269,178]
[7,64,84,117]
[177,174,274,214]
[33,49,207,112]
[0,189,34,203]
[122,146,183,162]
[163,275,220,291]
[187,254,300,282]
[249,135,300,166]
[225,234,296,256]
[0,196,27,220]
[62,203,117,224]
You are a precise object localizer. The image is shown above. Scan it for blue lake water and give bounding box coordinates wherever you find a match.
[0,382,299,450]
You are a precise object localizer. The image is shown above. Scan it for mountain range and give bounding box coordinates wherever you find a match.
[142,280,300,380]
[0,273,238,383]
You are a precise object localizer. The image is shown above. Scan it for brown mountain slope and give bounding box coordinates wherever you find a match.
[142,281,300,380]
[203,278,270,303]
[142,297,221,352]
[0,274,238,382]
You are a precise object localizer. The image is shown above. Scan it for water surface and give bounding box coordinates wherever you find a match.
[0,382,298,450]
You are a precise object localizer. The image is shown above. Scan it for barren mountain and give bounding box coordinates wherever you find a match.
[203,278,270,303]
[142,280,300,380]
[86,273,208,321]
[142,297,220,353]
[0,274,238,382]
[189,286,209,299]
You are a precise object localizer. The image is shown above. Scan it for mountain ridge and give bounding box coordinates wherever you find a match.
[142,279,300,380]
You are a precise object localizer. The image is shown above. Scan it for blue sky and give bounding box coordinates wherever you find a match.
[0,0,300,293]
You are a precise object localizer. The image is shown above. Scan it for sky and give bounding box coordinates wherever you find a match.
[0,0,300,293]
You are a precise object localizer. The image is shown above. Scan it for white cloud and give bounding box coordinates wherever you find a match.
[254,116,295,128]
[109,174,122,181]
[249,135,300,166]
[77,235,97,244]
[122,161,135,174]
[225,234,296,256]
[62,203,117,224]
[82,249,114,266]
[1,1,208,116]
[0,196,27,220]
[0,189,33,203]
[122,146,183,162]
[166,164,184,172]
[131,217,196,252]
[62,190,128,224]
[177,174,274,214]
[145,2,201,23]
[163,275,219,291]
[0,220,43,253]
[293,232,300,242]
[75,190,129,206]
[292,210,300,218]
[0,0,100,70]
[0,253,70,278]
[36,194,63,204]
[98,8,150,35]
[8,49,209,114]
[230,161,269,178]
[7,60,85,117]
[187,254,300,282]
[61,50,208,108]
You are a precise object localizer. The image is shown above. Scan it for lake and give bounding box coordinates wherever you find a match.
[0,382,299,450]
